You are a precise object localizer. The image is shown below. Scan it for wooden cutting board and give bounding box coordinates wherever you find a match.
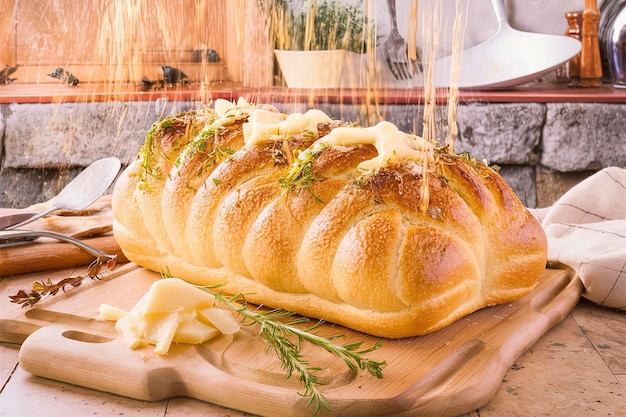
[0,233,128,276]
[1,263,582,417]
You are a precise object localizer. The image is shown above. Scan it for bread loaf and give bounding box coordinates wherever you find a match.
[112,98,547,338]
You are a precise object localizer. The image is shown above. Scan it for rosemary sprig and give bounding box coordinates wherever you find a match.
[193,284,387,414]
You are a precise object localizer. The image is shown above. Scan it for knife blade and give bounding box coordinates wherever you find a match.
[0,212,40,245]
[0,212,39,230]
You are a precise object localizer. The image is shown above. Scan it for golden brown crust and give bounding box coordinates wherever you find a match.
[112,107,548,339]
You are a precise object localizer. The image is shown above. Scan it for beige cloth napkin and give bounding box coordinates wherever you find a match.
[24,195,113,238]
[530,167,626,310]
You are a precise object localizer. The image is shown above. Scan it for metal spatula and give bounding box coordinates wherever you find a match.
[3,157,121,231]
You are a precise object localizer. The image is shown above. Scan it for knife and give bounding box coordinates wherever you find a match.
[0,212,40,230]
[0,212,40,245]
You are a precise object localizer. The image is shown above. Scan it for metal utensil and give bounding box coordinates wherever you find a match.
[4,157,121,231]
[0,212,39,230]
[0,230,116,260]
[383,0,420,80]
[0,212,40,244]
[431,0,582,89]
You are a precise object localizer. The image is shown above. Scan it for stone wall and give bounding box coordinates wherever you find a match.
[0,99,200,207]
[1,99,625,208]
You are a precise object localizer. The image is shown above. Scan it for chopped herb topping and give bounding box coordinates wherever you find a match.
[136,111,207,194]
[279,148,325,202]
[136,119,172,194]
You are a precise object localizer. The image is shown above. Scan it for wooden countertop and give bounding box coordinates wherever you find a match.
[1,82,626,104]
[1,266,624,417]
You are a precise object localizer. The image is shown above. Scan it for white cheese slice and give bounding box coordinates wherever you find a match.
[243,108,333,146]
[320,121,433,172]
[140,278,215,314]
[101,278,240,356]
[214,97,253,117]
[173,320,221,344]
[97,303,128,321]
[198,307,240,335]
[150,312,179,355]
[115,314,146,350]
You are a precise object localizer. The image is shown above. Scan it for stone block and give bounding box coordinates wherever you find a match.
[542,103,626,171]
[535,168,597,208]
[376,104,442,135]
[0,166,83,208]
[455,103,545,165]
[3,100,199,169]
[497,165,537,208]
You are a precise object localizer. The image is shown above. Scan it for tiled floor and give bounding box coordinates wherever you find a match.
[461,299,626,417]
[1,298,624,417]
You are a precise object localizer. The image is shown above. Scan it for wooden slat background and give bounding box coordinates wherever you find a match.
[0,0,272,87]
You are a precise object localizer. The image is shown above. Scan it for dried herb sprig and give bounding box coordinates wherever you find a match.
[188,281,386,415]
[9,256,117,307]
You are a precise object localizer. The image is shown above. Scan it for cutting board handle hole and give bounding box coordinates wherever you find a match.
[62,330,113,344]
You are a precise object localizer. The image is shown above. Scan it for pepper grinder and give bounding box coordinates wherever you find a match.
[579,0,603,87]
[557,11,582,83]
